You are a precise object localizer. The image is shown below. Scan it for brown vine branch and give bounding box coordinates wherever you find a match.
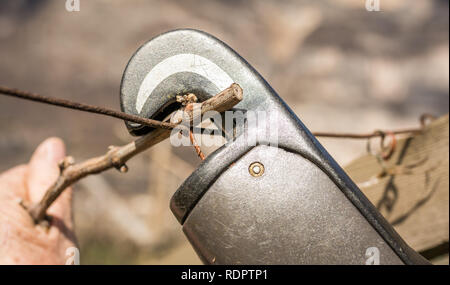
[26,83,243,224]
[1,83,429,223]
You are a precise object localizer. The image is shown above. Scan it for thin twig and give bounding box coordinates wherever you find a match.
[189,130,206,160]
[26,84,243,224]
[0,85,176,130]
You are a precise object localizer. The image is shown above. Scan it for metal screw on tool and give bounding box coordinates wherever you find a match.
[249,162,264,177]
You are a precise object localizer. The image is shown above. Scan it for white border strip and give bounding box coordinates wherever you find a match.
[136,53,233,113]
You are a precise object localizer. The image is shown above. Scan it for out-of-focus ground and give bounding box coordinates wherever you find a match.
[0,0,448,264]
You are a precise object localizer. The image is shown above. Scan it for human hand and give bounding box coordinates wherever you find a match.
[0,137,76,264]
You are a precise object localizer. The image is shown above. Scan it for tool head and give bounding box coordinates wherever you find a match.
[120,29,253,136]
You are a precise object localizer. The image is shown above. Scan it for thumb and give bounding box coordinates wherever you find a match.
[27,137,73,221]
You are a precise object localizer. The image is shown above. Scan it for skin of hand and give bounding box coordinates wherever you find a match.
[0,137,77,265]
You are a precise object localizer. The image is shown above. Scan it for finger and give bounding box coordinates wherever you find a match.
[0,165,28,199]
[27,138,73,221]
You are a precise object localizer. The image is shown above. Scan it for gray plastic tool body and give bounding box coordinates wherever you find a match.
[120,29,429,265]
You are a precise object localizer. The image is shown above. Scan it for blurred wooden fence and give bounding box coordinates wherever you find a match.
[345,114,449,264]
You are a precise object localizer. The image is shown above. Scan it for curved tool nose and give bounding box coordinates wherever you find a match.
[120,29,252,136]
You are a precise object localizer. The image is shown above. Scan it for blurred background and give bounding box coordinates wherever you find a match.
[0,0,448,264]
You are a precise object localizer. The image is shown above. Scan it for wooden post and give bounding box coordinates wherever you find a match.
[345,114,449,263]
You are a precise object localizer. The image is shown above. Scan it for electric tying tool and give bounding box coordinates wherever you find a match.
[120,29,429,265]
